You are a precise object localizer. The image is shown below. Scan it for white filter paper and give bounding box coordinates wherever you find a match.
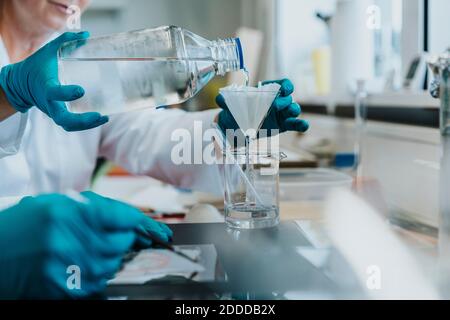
[219,83,281,138]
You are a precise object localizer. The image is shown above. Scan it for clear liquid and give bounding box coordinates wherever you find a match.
[225,203,279,229]
[58,57,217,114]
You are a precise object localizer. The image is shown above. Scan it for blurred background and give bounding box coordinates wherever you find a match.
[85,0,449,233]
[82,0,449,95]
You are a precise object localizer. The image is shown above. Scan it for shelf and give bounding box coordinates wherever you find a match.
[297,91,440,109]
[367,92,439,109]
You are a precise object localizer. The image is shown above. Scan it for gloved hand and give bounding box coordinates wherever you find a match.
[0,32,108,131]
[0,191,146,299]
[134,216,174,249]
[217,79,309,135]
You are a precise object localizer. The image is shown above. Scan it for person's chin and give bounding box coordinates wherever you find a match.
[45,17,68,33]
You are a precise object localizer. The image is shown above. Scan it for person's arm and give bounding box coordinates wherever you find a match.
[0,32,108,132]
[0,98,28,159]
[99,108,224,195]
[0,191,172,299]
[0,87,16,122]
[98,79,308,195]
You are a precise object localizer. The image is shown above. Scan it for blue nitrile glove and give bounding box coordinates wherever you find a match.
[134,216,174,249]
[0,191,146,299]
[0,32,108,131]
[217,79,309,135]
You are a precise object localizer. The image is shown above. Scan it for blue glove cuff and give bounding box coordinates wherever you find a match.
[0,64,31,113]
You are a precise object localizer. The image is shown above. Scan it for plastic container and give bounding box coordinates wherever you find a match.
[279,168,353,202]
[58,26,244,115]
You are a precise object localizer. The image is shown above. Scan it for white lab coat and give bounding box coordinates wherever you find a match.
[0,37,222,209]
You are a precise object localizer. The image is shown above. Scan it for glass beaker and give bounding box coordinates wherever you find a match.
[223,150,284,229]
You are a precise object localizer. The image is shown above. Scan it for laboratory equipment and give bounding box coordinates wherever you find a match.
[223,150,284,229]
[330,0,374,99]
[331,80,368,175]
[428,48,450,297]
[403,53,428,91]
[219,84,281,229]
[58,26,245,115]
[228,28,263,86]
[219,83,281,137]
[353,79,368,188]
[354,80,368,130]
[217,79,309,134]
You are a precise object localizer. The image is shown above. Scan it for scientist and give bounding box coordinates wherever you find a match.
[0,0,308,298]
[0,0,308,202]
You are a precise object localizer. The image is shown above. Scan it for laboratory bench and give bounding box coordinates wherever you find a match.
[282,112,441,230]
[105,217,438,300]
[106,221,363,300]
[94,171,439,299]
[95,108,443,299]
[298,91,440,128]
[97,172,438,299]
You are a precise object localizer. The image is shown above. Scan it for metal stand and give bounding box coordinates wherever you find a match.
[429,49,450,298]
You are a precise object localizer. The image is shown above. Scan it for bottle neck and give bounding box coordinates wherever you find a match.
[211,38,244,75]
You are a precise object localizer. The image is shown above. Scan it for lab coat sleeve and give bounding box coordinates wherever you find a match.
[0,196,22,211]
[0,112,27,159]
[98,108,224,195]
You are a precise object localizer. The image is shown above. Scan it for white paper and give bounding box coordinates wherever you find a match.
[219,83,280,137]
[109,248,204,285]
[128,185,187,213]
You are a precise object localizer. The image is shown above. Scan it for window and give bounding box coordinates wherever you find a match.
[428,0,450,54]
[276,0,335,96]
[372,0,402,81]
[276,0,405,97]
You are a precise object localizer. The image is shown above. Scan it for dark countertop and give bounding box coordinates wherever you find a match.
[106,222,360,299]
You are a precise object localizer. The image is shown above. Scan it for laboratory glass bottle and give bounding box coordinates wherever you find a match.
[58,26,245,114]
